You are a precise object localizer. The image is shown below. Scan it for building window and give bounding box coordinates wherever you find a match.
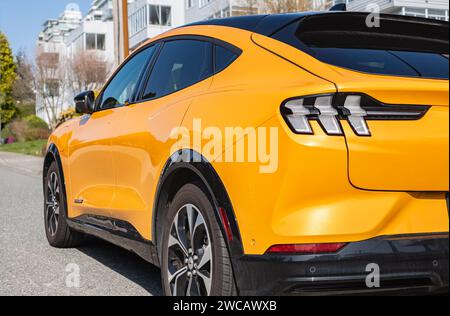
[199,0,213,8]
[97,34,105,50]
[212,6,230,19]
[86,33,96,50]
[129,6,149,36]
[186,0,195,9]
[149,5,172,26]
[428,9,448,21]
[85,33,106,51]
[45,79,60,97]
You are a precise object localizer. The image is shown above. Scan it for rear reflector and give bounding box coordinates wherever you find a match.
[219,207,233,242]
[266,243,347,255]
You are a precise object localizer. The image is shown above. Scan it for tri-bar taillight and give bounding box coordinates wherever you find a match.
[281,93,430,137]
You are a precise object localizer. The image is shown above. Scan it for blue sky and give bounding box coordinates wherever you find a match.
[0,0,92,57]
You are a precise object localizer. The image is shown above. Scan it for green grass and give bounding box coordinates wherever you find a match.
[0,139,47,156]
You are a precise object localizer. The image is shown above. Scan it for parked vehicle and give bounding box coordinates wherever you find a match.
[43,12,449,296]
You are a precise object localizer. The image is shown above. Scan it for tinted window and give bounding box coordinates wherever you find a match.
[391,51,449,79]
[98,46,155,110]
[271,14,449,79]
[311,48,449,79]
[313,48,421,77]
[215,45,238,73]
[142,40,213,100]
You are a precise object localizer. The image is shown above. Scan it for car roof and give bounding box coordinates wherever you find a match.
[184,11,449,37]
[184,12,318,37]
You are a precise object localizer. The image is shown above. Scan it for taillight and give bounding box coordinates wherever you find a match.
[266,243,347,255]
[281,93,430,137]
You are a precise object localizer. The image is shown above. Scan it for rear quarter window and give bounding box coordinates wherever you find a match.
[215,45,239,73]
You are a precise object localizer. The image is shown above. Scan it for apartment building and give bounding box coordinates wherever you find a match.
[127,0,186,50]
[127,0,268,50]
[334,0,449,21]
[36,3,83,54]
[65,1,115,62]
[36,1,115,124]
[185,0,260,23]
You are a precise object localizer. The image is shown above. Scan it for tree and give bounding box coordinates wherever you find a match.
[262,0,320,13]
[13,50,35,105]
[69,51,109,95]
[238,0,324,15]
[34,51,68,129]
[236,0,260,15]
[0,31,18,130]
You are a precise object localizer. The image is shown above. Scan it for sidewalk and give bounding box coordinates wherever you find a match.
[0,151,44,177]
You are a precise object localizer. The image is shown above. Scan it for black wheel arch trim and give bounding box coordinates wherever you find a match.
[153,149,245,267]
[43,144,67,202]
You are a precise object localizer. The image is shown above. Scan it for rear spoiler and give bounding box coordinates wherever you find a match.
[329,3,347,11]
[185,12,448,54]
[292,12,449,54]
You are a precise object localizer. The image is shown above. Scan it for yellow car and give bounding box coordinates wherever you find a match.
[43,12,449,296]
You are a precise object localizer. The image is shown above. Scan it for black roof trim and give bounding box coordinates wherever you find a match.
[183,11,449,37]
[185,12,319,36]
[186,14,268,33]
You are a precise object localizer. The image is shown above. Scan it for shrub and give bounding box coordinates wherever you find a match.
[24,115,49,129]
[0,116,50,142]
[56,107,79,127]
[1,123,14,139]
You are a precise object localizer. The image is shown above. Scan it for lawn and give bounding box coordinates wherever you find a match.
[0,140,47,157]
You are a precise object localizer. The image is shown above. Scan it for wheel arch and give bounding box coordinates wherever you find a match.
[152,149,245,262]
[43,144,67,206]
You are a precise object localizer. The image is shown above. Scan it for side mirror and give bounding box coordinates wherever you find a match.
[74,91,95,114]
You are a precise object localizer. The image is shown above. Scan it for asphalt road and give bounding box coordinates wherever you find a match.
[0,152,162,296]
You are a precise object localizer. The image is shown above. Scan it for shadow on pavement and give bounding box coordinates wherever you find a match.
[76,237,163,296]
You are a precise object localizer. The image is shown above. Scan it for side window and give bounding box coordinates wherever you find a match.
[98,45,156,110]
[215,45,239,73]
[142,40,213,100]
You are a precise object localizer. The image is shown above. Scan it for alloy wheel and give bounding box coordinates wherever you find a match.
[167,204,213,296]
[46,172,60,236]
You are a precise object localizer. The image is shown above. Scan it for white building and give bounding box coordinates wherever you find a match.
[127,0,269,50]
[127,0,186,50]
[334,0,449,21]
[36,3,83,54]
[86,0,114,21]
[184,0,259,23]
[65,0,115,63]
[36,4,83,123]
[36,1,115,124]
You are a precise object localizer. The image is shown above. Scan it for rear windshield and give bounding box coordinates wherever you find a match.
[271,13,449,80]
[312,48,449,78]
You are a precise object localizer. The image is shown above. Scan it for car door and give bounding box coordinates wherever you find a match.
[109,38,214,239]
[67,46,156,218]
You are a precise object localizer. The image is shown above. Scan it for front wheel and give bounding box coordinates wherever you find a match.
[44,161,83,248]
[161,184,235,296]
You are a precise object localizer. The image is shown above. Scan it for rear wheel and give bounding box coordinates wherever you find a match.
[44,161,83,248]
[161,183,235,296]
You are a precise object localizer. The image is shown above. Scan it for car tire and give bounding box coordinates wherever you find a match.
[44,161,84,248]
[161,183,236,296]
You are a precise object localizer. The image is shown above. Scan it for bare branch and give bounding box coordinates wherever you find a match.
[69,51,110,94]
[33,51,68,129]
[261,0,319,13]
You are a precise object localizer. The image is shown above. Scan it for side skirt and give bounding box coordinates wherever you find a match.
[67,215,160,267]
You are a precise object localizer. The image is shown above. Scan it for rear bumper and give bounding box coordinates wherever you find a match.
[233,233,449,296]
